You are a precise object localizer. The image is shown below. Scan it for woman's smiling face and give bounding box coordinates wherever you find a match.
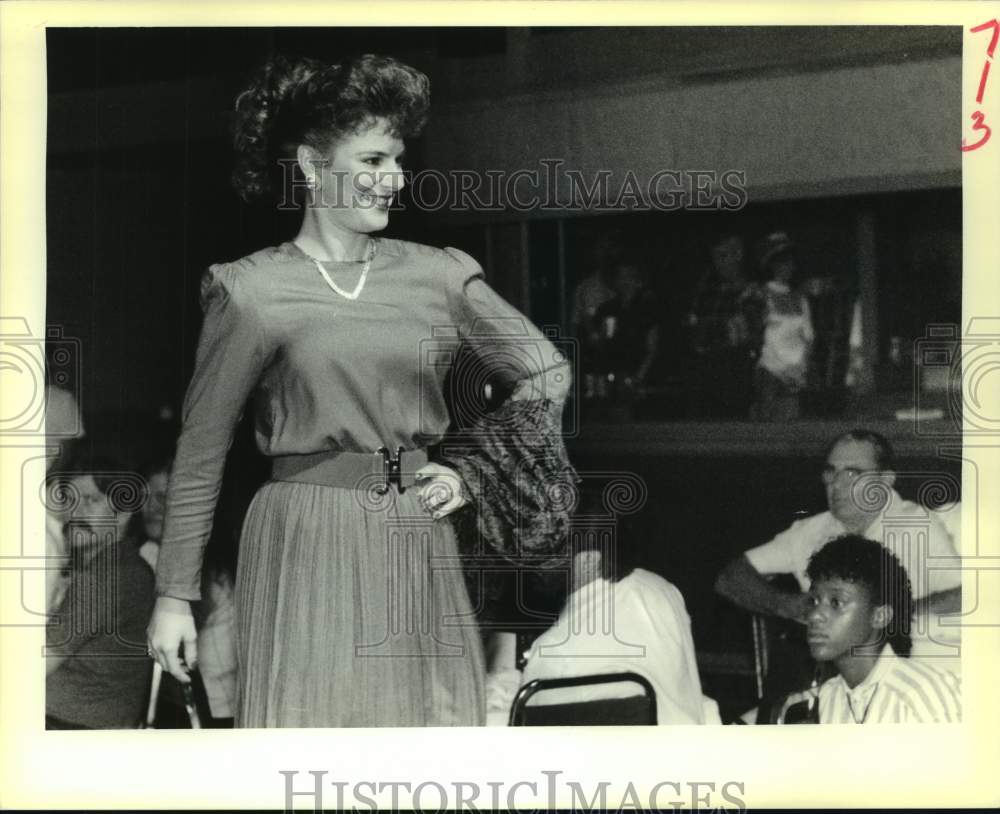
[307,118,407,235]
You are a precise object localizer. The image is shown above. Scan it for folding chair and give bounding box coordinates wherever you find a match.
[750,613,769,699]
[139,662,203,729]
[508,671,657,726]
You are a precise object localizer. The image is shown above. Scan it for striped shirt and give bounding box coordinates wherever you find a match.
[818,645,961,723]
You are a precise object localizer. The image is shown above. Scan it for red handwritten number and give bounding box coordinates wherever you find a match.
[964,20,999,152]
[970,19,999,58]
[975,60,991,105]
[962,110,992,152]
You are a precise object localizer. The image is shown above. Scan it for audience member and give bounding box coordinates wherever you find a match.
[44,385,85,614]
[45,452,155,729]
[572,234,619,399]
[801,535,960,723]
[687,232,758,418]
[715,429,961,620]
[748,232,814,421]
[195,568,237,724]
[714,429,962,696]
[591,262,661,399]
[486,530,719,725]
[137,454,171,572]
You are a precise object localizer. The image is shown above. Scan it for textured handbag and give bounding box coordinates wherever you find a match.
[437,398,580,567]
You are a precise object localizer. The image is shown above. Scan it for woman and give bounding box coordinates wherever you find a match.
[146,54,572,727]
[749,231,814,422]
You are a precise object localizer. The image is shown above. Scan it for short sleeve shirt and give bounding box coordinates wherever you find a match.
[744,491,961,599]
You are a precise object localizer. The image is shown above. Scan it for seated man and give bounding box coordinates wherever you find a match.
[714,429,961,671]
[487,532,719,725]
[45,453,155,729]
[800,535,960,723]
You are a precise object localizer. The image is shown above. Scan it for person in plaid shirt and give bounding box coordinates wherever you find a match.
[686,232,759,418]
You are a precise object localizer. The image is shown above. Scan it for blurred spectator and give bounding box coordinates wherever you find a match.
[748,232,814,421]
[137,454,171,572]
[46,452,154,729]
[686,232,757,418]
[591,262,660,400]
[572,235,618,399]
[196,570,237,724]
[44,385,85,614]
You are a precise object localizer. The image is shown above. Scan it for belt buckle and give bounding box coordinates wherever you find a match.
[375,446,406,495]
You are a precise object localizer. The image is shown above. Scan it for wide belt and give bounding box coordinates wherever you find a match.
[270,447,429,494]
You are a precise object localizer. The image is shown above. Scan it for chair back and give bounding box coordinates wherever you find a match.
[508,671,657,726]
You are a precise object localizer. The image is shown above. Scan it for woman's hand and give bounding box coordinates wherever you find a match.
[147,596,198,684]
[414,463,469,519]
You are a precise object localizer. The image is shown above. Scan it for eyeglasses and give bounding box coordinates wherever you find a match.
[820,466,871,485]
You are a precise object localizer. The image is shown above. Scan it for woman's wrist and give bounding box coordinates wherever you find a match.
[155,595,193,615]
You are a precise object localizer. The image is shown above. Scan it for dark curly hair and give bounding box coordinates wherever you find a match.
[231,53,430,202]
[806,534,913,657]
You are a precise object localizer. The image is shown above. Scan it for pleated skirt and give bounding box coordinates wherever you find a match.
[233,479,486,727]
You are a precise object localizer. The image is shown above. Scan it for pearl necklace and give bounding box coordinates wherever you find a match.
[305,238,377,301]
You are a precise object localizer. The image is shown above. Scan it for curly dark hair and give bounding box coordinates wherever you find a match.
[231,53,430,202]
[806,534,913,657]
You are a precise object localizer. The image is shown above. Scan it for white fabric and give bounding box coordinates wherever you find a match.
[138,540,160,572]
[487,569,718,725]
[45,513,70,615]
[757,281,814,385]
[197,576,237,719]
[45,384,83,440]
[817,644,961,723]
[932,501,961,550]
[744,490,961,599]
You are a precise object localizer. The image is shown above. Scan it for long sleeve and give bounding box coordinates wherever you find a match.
[155,264,268,601]
[438,248,578,567]
[443,247,571,403]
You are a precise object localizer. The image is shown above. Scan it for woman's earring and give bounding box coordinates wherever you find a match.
[305,175,321,205]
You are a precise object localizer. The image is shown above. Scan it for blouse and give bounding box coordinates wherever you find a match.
[817,644,961,723]
[156,239,568,600]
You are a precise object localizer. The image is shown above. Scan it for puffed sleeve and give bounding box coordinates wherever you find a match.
[437,248,578,568]
[443,247,571,403]
[155,264,268,601]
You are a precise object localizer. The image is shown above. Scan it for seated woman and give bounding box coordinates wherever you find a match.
[486,531,720,725]
[779,534,961,724]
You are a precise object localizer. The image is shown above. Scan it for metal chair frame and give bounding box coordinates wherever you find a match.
[508,671,658,726]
